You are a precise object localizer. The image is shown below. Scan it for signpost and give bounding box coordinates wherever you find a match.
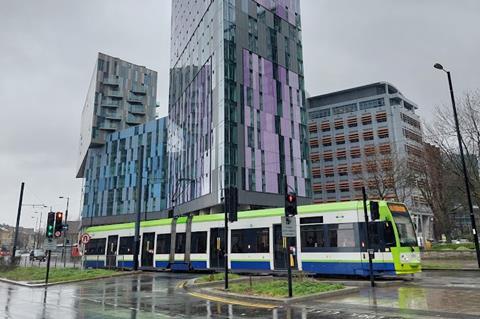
[43,238,57,285]
[281,216,297,237]
[80,234,91,245]
[43,238,57,251]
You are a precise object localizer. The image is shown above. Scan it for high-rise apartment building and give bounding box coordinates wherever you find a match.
[168,0,311,216]
[77,52,157,178]
[81,118,169,225]
[307,82,433,239]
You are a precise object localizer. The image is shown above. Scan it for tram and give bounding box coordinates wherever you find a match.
[82,200,421,276]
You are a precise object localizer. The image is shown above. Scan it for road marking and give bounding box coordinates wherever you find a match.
[187,291,276,309]
[176,281,186,289]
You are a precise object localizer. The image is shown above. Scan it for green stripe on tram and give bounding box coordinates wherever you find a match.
[85,201,375,234]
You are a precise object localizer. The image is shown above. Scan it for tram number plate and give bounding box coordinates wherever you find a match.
[281,216,297,237]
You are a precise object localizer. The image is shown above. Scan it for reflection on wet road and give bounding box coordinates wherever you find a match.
[0,271,479,318]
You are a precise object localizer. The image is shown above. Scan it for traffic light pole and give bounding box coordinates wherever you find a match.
[62,197,70,268]
[284,175,293,298]
[45,250,52,285]
[362,187,375,288]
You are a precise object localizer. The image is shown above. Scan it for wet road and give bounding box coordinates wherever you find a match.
[0,271,479,319]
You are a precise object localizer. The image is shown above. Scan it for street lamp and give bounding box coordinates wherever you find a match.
[434,63,480,268]
[59,196,70,267]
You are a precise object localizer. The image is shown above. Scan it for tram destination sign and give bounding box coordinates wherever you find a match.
[281,216,297,237]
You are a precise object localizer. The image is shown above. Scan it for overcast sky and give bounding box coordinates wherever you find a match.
[1,0,479,228]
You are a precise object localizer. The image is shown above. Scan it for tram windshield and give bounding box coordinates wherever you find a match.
[388,203,418,247]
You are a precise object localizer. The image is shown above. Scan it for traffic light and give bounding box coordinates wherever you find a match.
[54,212,63,238]
[285,192,297,216]
[46,212,55,238]
[370,201,380,220]
[225,186,238,222]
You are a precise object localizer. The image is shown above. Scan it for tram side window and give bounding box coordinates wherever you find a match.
[119,237,135,255]
[175,233,186,253]
[328,223,356,248]
[231,228,269,253]
[191,232,207,254]
[301,224,326,250]
[85,238,106,255]
[156,234,171,254]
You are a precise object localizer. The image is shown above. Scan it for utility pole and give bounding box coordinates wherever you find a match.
[133,145,144,271]
[434,63,480,268]
[362,187,375,287]
[11,182,25,265]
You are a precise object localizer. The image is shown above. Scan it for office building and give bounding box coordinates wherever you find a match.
[168,0,311,216]
[77,52,157,178]
[307,82,433,239]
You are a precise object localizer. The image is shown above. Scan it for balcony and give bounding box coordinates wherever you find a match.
[106,89,123,98]
[100,110,122,120]
[126,115,143,125]
[100,99,121,108]
[131,85,147,95]
[102,77,121,86]
[127,93,144,104]
[129,105,145,114]
[98,122,119,131]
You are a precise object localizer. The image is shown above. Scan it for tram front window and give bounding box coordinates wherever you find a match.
[392,213,417,247]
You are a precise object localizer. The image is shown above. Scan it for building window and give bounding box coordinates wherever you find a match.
[361,115,372,125]
[359,98,385,110]
[378,128,389,139]
[310,109,331,119]
[363,130,374,141]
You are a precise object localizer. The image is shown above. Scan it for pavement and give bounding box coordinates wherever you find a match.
[0,271,479,318]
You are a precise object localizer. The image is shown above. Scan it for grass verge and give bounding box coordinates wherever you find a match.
[0,267,120,283]
[228,279,344,298]
[197,272,241,283]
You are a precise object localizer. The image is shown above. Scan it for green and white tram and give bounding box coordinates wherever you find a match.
[83,200,421,276]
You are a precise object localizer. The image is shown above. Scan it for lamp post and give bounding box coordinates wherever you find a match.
[434,63,480,268]
[59,196,70,267]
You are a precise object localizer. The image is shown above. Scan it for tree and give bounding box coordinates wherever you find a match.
[354,146,417,202]
[426,90,480,206]
[424,90,480,239]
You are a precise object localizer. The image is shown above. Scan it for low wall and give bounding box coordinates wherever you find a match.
[421,250,476,260]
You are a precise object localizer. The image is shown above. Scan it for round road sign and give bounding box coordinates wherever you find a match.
[81,234,91,244]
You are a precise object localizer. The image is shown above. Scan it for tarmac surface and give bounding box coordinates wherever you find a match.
[0,270,479,318]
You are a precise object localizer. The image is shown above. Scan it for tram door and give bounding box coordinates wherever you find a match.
[141,233,155,267]
[209,228,225,269]
[273,225,297,270]
[106,235,118,268]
